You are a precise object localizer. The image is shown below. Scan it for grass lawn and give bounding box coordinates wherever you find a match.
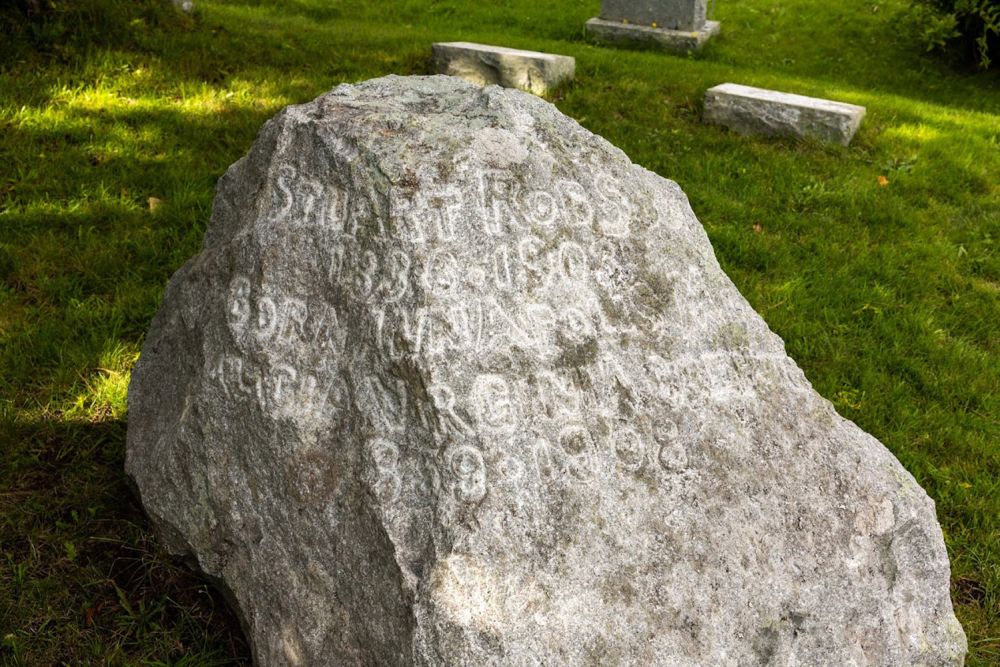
[1,0,997,663]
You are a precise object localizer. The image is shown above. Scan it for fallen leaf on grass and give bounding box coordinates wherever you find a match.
[84,603,103,626]
[877,175,889,187]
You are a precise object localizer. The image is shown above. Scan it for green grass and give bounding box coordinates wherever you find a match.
[1,0,997,663]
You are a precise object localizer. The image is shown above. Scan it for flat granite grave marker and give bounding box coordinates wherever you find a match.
[586,0,720,53]
[127,74,965,666]
[705,83,867,145]
[432,42,574,97]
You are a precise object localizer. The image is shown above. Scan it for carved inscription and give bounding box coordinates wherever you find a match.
[205,353,347,419]
[447,444,488,503]
[227,276,345,353]
[392,169,634,244]
[372,298,607,361]
[210,161,778,508]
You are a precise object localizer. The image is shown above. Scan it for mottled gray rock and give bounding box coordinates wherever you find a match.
[431,42,574,97]
[704,83,867,146]
[599,0,707,31]
[126,75,965,666]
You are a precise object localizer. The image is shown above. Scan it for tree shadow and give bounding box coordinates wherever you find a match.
[0,414,251,665]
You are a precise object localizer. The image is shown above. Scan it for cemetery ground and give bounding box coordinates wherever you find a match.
[0,0,996,663]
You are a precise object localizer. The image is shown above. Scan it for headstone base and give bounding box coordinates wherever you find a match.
[585,17,719,53]
[432,42,575,97]
[704,83,866,146]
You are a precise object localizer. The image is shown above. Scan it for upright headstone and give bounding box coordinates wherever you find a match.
[586,0,720,53]
[127,75,966,666]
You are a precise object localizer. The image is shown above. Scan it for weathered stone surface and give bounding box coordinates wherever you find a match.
[127,75,965,666]
[600,0,707,31]
[431,42,574,97]
[585,17,719,53]
[704,83,867,146]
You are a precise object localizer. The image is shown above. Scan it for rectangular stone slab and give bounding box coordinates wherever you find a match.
[599,0,707,31]
[431,42,574,97]
[586,17,719,53]
[704,83,866,146]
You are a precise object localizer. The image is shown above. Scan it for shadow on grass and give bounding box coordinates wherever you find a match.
[0,415,250,665]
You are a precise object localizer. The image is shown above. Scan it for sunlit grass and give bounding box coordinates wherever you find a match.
[0,0,997,664]
[66,343,138,422]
